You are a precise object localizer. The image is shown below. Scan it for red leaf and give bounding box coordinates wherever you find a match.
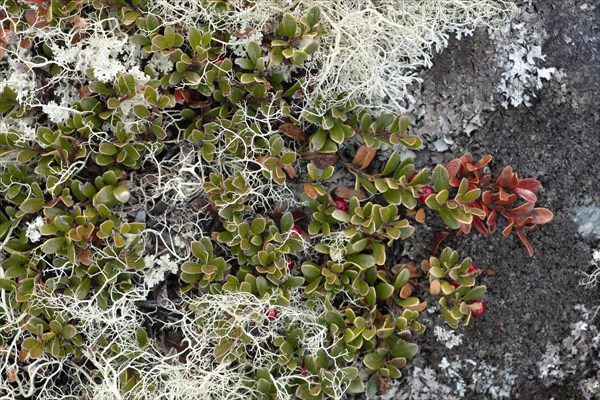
[459,153,473,165]
[473,218,488,235]
[498,187,510,201]
[486,210,497,233]
[513,187,537,203]
[173,89,190,104]
[494,193,517,206]
[459,222,471,234]
[446,159,461,178]
[449,177,461,188]
[432,231,449,255]
[473,154,493,170]
[495,166,513,187]
[481,191,492,205]
[517,178,541,192]
[528,208,554,225]
[502,220,514,237]
[508,202,535,217]
[514,227,534,257]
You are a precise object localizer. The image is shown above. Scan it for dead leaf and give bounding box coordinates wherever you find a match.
[431,231,449,255]
[429,280,441,296]
[280,163,297,179]
[300,151,338,169]
[303,183,319,199]
[407,301,428,312]
[352,144,377,169]
[415,208,426,223]
[333,186,366,201]
[189,100,212,109]
[78,85,92,99]
[278,122,305,141]
[235,27,253,39]
[399,283,413,299]
[77,248,94,266]
[8,366,16,382]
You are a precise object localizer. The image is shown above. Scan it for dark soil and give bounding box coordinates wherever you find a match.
[390,1,600,399]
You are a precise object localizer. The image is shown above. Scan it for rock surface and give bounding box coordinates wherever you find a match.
[380,0,600,398]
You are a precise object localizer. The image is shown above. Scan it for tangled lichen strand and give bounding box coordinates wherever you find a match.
[147,0,515,113]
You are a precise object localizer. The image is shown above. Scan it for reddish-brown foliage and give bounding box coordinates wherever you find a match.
[447,153,553,256]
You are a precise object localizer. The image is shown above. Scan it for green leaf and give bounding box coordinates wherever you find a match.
[461,188,481,202]
[375,281,394,300]
[41,237,66,254]
[61,324,77,340]
[278,13,297,39]
[432,165,450,192]
[363,352,384,370]
[112,185,131,203]
[372,241,386,265]
[463,285,486,301]
[390,341,418,359]
[188,27,201,49]
[438,208,460,229]
[280,212,294,232]
[346,254,375,270]
[17,149,38,163]
[136,327,149,348]
[246,41,261,64]
[399,136,423,149]
[21,198,45,214]
[0,278,17,291]
[305,6,321,28]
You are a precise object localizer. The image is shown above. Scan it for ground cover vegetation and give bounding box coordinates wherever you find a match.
[0,1,553,398]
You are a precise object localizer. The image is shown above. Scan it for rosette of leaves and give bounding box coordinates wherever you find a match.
[21,308,82,359]
[354,110,422,150]
[349,151,426,208]
[180,237,231,291]
[269,8,323,67]
[303,162,335,199]
[302,252,400,309]
[0,164,39,234]
[216,213,304,287]
[0,113,93,179]
[89,75,173,169]
[445,153,554,256]
[294,363,364,399]
[255,134,297,185]
[423,164,486,230]
[203,172,250,221]
[24,169,137,258]
[322,305,421,395]
[302,96,357,153]
[332,198,415,247]
[423,247,486,328]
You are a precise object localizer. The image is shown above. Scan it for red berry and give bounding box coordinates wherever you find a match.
[449,281,460,289]
[469,300,485,317]
[408,172,418,183]
[418,185,435,202]
[334,197,348,212]
[467,263,477,273]
[291,226,302,236]
[286,258,292,272]
[265,308,278,321]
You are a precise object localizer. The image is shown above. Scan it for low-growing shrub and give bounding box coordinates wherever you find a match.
[0,1,549,399]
